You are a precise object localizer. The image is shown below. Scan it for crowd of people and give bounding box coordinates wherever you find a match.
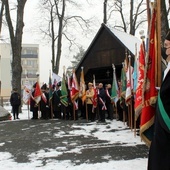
[10,81,124,123]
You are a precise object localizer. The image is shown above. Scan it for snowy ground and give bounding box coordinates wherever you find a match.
[0,105,149,170]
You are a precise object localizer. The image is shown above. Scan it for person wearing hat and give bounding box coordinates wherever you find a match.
[10,88,21,120]
[52,82,62,119]
[148,30,170,170]
[86,82,95,121]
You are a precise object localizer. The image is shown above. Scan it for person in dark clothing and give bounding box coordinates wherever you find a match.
[105,84,114,120]
[97,83,106,122]
[10,88,21,120]
[148,30,170,170]
[30,83,38,119]
[52,82,62,119]
[40,84,49,119]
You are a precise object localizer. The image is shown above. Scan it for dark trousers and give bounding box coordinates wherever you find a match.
[33,110,38,119]
[12,105,19,119]
[98,104,106,122]
[87,104,92,120]
[106,103,113,120]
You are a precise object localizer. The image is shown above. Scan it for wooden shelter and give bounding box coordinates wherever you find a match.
[76,23,141,85]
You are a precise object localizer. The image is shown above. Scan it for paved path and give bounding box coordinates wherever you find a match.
[0,119,148,165]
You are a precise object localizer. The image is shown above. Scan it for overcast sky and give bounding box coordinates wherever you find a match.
[22,0,104,84]
[1,1,147,84]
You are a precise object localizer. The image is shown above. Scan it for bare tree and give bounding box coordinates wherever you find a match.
[2,0,27,94]
[107,0,147,35]
[40,0,91,74]
[0,1,4,35]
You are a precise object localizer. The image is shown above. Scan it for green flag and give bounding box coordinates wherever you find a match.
[111,64,119,104]
[48,72,53,101]
[60,75,68,107]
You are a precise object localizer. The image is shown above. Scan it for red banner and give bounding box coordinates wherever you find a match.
[140,8,158,146]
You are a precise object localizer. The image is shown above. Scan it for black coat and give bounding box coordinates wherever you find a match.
[30,90,38,112]
[148,70,170,170]
[10,92,21,106]
[40,92,49,112]
[52,89,62,111]
[98,88,106,105]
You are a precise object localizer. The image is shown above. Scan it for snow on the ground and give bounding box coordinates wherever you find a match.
[0,105,148,170]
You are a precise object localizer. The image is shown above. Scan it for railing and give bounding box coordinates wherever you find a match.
[0,96,10,107]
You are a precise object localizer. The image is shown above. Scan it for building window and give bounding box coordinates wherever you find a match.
[27,60,37,67]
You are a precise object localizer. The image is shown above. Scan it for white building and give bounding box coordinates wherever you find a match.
[0,43,39,98]
[0,43,11,97]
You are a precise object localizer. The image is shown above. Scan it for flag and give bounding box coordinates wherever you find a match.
[48,72,53,101]
[70,70,79,109]
[92,74,97,112]
[23,77,31,104]
[111,64,119,105]
[79,67,86,105]
[52,72,62,85]
[133,44,138,93]
[60,73,68,107]
[140,8,158,146]
[134,43,145,120]
[125,57,133,104]
[120,65,127,99]
[34,82,42,104]
[120,64,127,107]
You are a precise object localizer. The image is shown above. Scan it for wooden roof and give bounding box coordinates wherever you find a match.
[76,23,140,84]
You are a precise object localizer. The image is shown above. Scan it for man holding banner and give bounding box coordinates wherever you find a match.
[148,30,170,170]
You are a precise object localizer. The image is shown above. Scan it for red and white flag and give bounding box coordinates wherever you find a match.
[34,82,42,104]
[69,70,79,110]
[23,77,31,104]
[125,59,133,104]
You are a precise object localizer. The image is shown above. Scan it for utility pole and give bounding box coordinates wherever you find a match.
[103,0,107,24]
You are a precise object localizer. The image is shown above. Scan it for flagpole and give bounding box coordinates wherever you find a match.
[134,44,137,137]
[156,0,161,87]
[27,103,30,119]
[121,62,126,125]
[112,64,118,120]
[128,54,133,131]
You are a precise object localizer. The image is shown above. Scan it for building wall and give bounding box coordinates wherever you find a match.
[21,44,39,89]
[0,43,39,98]
[0,43,12,97]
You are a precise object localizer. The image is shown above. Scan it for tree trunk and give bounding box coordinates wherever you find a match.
[0,1,4,35]
[54,0,65,74]
[50,4,55,72]
[3,0,27,95]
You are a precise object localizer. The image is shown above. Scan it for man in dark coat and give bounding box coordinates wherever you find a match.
[148,30,170,170]
[10,88,21,120]
[97,83,106,122]
[105,84,114,120]
[52,82,62,119]
[30,83,38,119]
[40,84,49,119]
